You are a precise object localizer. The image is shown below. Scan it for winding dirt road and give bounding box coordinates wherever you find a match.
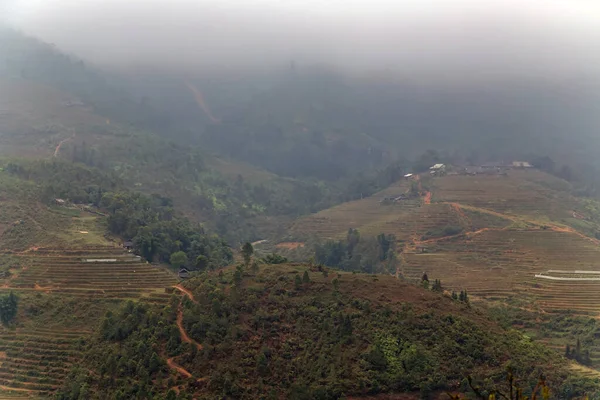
[164,285,203,379]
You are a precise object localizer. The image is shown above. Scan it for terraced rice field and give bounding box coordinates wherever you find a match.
[293,170,600,318]
[0,245,177,397]
[291,182,508,242]
[0,326,90,396]
[11,246,177,301]
[290,179,421,240]
[432,170,575,222]
[402,229,600,316]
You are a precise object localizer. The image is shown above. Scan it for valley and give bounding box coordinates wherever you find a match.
[1,22,600,398]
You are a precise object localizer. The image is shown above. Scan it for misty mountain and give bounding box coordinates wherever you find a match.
[0,27,171,132]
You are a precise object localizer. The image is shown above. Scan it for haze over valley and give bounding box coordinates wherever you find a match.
[0,1,599,398]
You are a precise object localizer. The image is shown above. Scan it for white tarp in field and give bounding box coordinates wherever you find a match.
[84,259,117,263]
[535,270,600,281]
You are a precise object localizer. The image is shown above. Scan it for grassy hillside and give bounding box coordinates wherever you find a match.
[283,169,600,372]
[57,263,598,399]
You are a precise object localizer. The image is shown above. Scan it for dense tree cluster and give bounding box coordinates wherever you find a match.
[57,301,176,400]
[314,229,398,274]
[0,292,18,325]
[101,191,233,268]
[565,339,592,366]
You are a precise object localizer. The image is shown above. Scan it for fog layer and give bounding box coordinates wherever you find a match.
[3,0,600,79]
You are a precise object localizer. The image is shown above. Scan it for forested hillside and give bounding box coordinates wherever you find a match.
[58,263,599,399]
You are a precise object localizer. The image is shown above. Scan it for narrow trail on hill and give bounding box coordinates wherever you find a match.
[166,357,192,378]
[164,285,203,379]
[173,284,197,303]
[176,302,202,350]
[407,192,600,249]
[54,132,75,157]
[172,286,202,349]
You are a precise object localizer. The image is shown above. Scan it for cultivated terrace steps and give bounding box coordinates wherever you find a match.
[11,246,177,301]
[0,245,179,397]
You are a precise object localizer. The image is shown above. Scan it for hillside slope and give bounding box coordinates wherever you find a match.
[0,75,344,242]
[287,169,600,366]
[58,263,598,399]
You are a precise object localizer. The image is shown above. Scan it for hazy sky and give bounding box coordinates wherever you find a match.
[2,0,600,78]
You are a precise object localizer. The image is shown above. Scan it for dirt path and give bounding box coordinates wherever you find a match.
[173,284,197,303]
[164,287,203,379]
[167,357,192,378]
[423,191,431,205]
[409,199,600,249]
[54,132,75,157]
[176,303,202,350]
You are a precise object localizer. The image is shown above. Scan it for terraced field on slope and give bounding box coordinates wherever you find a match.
[10,247,176,302]
[292,170,600,317]
[0,245,176,397]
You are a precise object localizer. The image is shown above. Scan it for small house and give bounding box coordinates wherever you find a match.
[55,198,66,206]
[403,173,414,179]
[429,164,446,176]
[123,241,134,250]
[512,161,533,168]
[178,268,190,279]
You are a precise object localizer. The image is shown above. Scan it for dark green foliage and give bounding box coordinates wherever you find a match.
[56,300,174,399]
[195,255,210,271]
[169,251,188,269]
[6,159,120,205]
[262,253,288,264]
[431,279,443,292]
[173,267,598,398]
[241,242,254,266]
[58,265,600,399]
[302,271,310,284]
[565,338,592,366]
[314,231,397,274]
[376,233,394,261]
[294,274,302,290]
[0,291,18,325]
[101,191,232,267]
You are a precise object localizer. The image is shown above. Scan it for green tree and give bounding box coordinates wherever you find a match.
[234,265,244,286]
[242,242,254,266]
[294,274,302,290]
[302,271,310,284]
[0,292,18,325]
[170,251,188,269]
[195,255,209,271]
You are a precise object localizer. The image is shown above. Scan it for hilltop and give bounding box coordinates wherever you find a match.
[56,263,599,399]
